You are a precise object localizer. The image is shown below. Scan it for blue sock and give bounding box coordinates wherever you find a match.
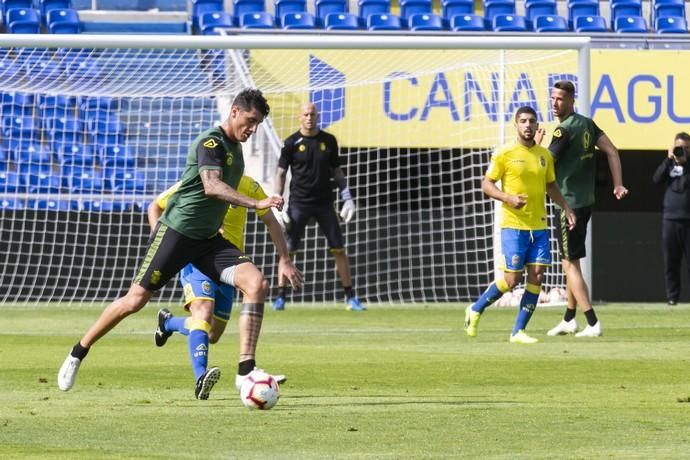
[188,322,210,381]
[165,317,189,336]
[512,289,539,335]
[472,281,507,313]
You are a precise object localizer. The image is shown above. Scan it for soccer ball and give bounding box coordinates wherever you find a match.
[240,370,280,410]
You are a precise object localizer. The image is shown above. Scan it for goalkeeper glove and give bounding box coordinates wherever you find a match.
[339,187,356,223]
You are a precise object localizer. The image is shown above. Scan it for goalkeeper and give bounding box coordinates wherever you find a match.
[149,176,303,393]
[272,102,365,311]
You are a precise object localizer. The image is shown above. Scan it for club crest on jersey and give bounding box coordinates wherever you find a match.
[201,281,212,294]
[320,142,326,151]
[203,138,218,149]
[540,156,546,167]
[298,144,306,152]
[553,128,562,138]
[226,155,233,166]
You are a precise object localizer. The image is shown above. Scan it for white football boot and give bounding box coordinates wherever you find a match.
[546,319,578,336]
[575,321,602,337]
[57,354,81,391]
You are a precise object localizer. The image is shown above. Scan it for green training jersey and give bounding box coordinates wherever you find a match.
[159,126,244,239]
[547,112,603,209]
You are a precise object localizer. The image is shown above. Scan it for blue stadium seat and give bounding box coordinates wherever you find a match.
[14,142,52,163]
[568,0,599,28]
[24,166,62,193]
[275,0,306,26]
[6,7,40,33]
[2,0,33,18]
[101,144,136,168]
[80,199,131,212]
[533,14,568,31]
[191,0,224,31]
[28,199,72,211]
[47,8,80,33]
[611,0,642,28]
[525,0,557,23]
[441,0,474,23]
[367,13,402,30]
[233,0,265,19]
[2,92,34,117]
[408,12,444,30]
[50,116,83,145]
[1,198,24,210]
[358,0,389,22]
[39,0,72,25]
[66,59,101,83]
[199,10,234,34]
[483,0,515,28]
[109,169,147,193]
[56,143,96,166]
[316,0,347,26]
[240,11,274,28]
[2,115,37,138]
[38,94,79,116]
[655,15,687,32]
[654,0,685,20]
[574,14,607,31]
[0,170,25,192]
[614,15,647,32]
[91,118,125,146]
[282,11,316,28]
[325,12,360,29]
[26,59,63,84]
[492,13,527,31]
[64,166,104,193]
[400,0,432,23]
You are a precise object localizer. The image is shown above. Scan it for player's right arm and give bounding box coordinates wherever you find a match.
[201,169,283,210]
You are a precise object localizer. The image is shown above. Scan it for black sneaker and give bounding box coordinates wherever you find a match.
[154,308,173,347]
[195,367,221,400]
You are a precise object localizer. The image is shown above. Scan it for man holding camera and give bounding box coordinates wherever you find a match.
[653,132,690,305]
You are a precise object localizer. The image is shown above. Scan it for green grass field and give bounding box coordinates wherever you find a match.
[1,303,689,459]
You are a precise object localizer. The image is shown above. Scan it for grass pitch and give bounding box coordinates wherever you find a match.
[1,303,689,459]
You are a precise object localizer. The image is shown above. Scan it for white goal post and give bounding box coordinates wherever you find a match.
[0,34,591,305]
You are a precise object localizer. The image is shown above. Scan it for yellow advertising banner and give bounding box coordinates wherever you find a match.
[251,48,689,151]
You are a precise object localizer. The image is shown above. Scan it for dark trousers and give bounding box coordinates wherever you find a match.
[661,218,690,302]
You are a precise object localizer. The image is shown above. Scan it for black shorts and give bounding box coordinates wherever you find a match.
[554,206,591,261]
[133,223,252,291]
[286,201,344,253]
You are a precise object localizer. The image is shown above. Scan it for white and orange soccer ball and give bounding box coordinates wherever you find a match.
[240,370,280,410]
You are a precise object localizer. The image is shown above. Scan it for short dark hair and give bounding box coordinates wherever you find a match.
[554,80,576,97]
[675,132,690,143]
[515,106,537,121]
[233,88,270,117]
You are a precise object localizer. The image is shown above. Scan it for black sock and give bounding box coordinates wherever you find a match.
[563,308,576,322]
[71,342,89,360]
[279,286,289,298]
[344,286,354,300]
[238,359,256,376]
[584,309,598,326]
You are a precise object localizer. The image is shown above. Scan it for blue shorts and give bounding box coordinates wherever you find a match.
[501,229,551,272]
[179,264,234,322]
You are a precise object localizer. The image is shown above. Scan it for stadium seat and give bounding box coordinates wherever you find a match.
[614,15,647,32]
[325,12,360,29]
[101,144,136,168]
[64,166,104,193]
[274,0,307,26]
[240,11,274,28]
[2,115,37,138]
[56,143,96,166]
[27,198,72,211]
[492,13,527,31]
[50,116,82,145]
[316,0,347,26]
[66,59,101,83]
[655,15,688,33]
[1,0,32,18]
[191,0,224,31]
[367,13,402,30]
[27,59,63,85]
[574,14,607,32]
[400,0,432,24]
[2,92,34,117]
[358,0,390,22]
[408,12,444,30]
[38,94,79,116]
[233,0,265,19]
[109,169,147,193]
[80,199,131,212]
[6,7,40,33]
[39,0,71,24]
[47,8,80,33]
[654,0,685,20]
[483,0,515,28]
[610,0,643,28]
[282,11,316,28]
[533,14,568,31]
[24,166,61,193]
[0,170,24,192]
[199,11,234,34]
[14,142,51,163]
[1,198,24,209]
[568,0,599,28]
[441,0,474,23]
[525,0,557,23]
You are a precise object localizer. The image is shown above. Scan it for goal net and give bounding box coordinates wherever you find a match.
[0,35,589,305]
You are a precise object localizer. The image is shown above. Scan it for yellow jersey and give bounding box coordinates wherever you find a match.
[155,175,269,252]
[485,142,555,231]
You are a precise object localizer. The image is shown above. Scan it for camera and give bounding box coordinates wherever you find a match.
[673,146,686,157]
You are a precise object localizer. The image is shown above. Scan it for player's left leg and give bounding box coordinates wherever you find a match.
[187,299,219,400]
